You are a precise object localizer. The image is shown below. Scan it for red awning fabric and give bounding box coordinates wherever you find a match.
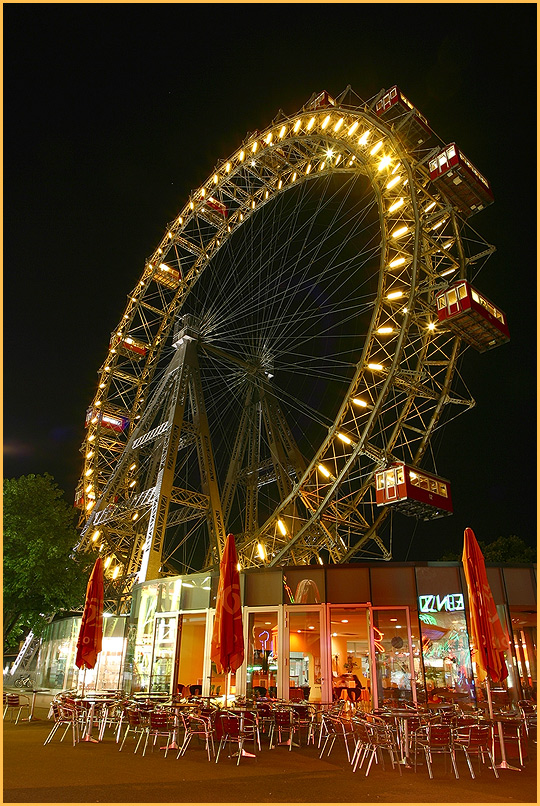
[210,534,244,674]
[75,557,104,670]
[462,527,508,683]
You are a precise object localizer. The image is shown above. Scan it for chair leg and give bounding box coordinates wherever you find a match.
[462,748,475,779]
[450,749,459,779]
[424,747,433,779]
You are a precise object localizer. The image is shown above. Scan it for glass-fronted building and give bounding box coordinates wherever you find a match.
[34,562,536,709]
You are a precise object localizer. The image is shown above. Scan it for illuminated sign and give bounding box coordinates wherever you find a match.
[418,593,464,613]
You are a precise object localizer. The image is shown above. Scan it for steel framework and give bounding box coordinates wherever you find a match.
[75,87,495,612]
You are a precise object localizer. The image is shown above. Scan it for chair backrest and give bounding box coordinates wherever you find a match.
[288,687,304,701]
[126,709,143,727]
[256,702,272,717]
[428,724,452,745]
[274,708,293,727]
[6,694,20,707]
[149,710,170,729]
[518,699,536,713]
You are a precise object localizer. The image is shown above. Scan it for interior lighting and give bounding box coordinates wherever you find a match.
[333,117,344,132]
[370,140,383,155]
[392,226,409,239]
[387,290,404,300]
[317,464,331,478]
[367,362,384,371]
[378,155,392,171]
[277,519,287,536]
[293,119,302,132]
[388,198,404,213]
[341,619,349,623]
[386,175,401,190]
[358,130,370,145]
[321,115,331,129]
[308,625,315,630]
[348,120,359,136]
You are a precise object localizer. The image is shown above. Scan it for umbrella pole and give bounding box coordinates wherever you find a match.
[81,667,87,697]
[487,676,521,772]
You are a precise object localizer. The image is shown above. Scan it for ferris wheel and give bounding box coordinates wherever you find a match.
[75,86,501,611]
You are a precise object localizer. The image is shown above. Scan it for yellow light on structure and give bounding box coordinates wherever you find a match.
[427,322,436,331]
[104,556,112,569]
[88,434,96,442]
[389,256,406,269]
[432,219,446,231]
[293,118,302,132]
[252,141,258,152]
[85,483,93,493]
[291,172,297,182]
[277,519,287,536]
[91,530,100,542]
[358,130,370,145]
[368,362,384,371]
[424,201,436,213]
[278,179,283,189]
[333,117,344,132]
[307,116,315,130]
[225,162,231,173]
[409,471,417,480]
[86,450,94,459]
[370,140,383,155]
[337,432,352,445]
[265,131,272,144]
[200,187,206,197]
[386,175,401,190]
[190,201,194,209]
[306,163,312,174]
[213,174,219,184]
[129,480,136,488]
[132,512,139,521]
[392,226,409,239]
[348,120,359,136]
[236,562,242,572]
[239,150,245,161]
[279,125,287,138]
[440,267,457,277]
[321,114,331,129]
[377,326,394,334]
[130,462,136,470]
[85,468,94,477]
[387,290,404,300]
[86,500,95,511]
[112,566,120,580]
[326,148,334,159]
[318,464,331,478]
[178,216,183,224]
[257,542,267,561]
[353,397,368,408]
[388,198,404,213]
[378,156,392,171]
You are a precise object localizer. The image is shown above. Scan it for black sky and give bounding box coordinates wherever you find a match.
[4,4,536,561]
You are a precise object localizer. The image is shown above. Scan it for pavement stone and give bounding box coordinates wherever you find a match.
[2,705,537,803]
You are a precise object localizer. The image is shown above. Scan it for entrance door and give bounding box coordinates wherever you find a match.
[368,606,417,709]
[243,608,280,699]
[284,606,325,702]
[150,615,178,693]
[175,612,208,696]
[328,605,371,709]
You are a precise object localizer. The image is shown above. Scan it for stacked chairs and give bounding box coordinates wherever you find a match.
[44,699,80,747]
[352,719,402,777]
[318,713,355,762]
[414,723,459,779]
[454,723,498,779]
[177,710,215,761]
[3,693,31,724]
[269,707,295,750]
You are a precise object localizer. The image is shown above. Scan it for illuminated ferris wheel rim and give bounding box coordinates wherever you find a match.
[79,86,494,580]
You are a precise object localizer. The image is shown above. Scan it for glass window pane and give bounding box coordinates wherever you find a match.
[288,609,322,702]
[330,606,371,709]
[177,613,207,697]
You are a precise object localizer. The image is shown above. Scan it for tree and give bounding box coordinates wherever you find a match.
[439,534,536,563]
[3,474,97,651]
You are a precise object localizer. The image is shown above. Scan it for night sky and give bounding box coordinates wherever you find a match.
[4,4,536,562]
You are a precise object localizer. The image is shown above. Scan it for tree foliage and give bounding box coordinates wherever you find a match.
[440,534,536,563]
[3,474,97,651]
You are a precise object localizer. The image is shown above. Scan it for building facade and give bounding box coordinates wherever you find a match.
[34,562,536,708]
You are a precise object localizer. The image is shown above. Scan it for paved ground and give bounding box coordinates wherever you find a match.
[3,703,537,803]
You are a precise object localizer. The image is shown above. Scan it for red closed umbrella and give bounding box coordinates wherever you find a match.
[462,527,508,685]
[210,534,244,694]
[462,527,515,770]
[75,557,104,672]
